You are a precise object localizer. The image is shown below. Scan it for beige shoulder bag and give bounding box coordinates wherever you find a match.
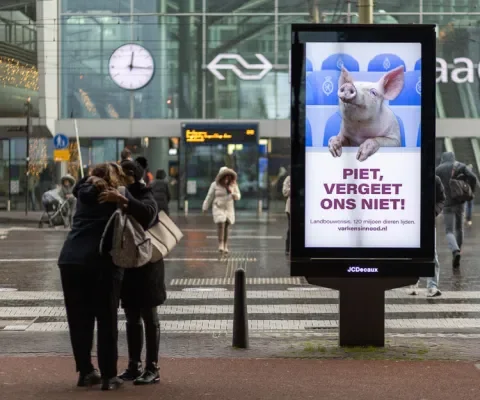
[145,211,183,262]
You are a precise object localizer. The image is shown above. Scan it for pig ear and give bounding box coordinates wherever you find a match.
[379,66,404,101]
[338,67,354,86]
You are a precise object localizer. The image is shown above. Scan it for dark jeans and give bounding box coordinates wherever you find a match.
[124,307,160,367]
[465,200,473,222]
[443,204,465,253]
[286,212,290,253]
[60,264,123,379]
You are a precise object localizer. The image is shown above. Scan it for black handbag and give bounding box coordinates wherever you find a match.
[449,162,474,203]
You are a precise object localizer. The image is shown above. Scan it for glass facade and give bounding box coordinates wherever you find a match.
[59,1,480,121]
[0,8,39,117]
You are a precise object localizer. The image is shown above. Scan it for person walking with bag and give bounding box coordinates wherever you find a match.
[58,163,126,391]
[409,175,445,297]
[150,169,171,215]
[102,160,166,386]
[202,167,241,254]
[436,152,477,268]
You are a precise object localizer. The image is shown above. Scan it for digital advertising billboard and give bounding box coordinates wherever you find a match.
[290,24,436,277]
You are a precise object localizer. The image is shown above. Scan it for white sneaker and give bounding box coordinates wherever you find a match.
[218,242,224,253]
[223,246,229,254]
[427,288,442,297]
[408,283,419,295]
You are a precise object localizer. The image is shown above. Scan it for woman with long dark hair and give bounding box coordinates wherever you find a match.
[105,160,166,386]
[58,163,127,391]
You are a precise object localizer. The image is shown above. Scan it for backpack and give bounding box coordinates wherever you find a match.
[99,187,152,268]
[449,162,474,203]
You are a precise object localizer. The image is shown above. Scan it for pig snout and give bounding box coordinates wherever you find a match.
[338,83,356,103]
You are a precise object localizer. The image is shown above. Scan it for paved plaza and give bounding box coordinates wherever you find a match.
[0,212,480,347]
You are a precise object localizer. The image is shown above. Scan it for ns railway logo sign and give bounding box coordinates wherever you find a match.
[207,54,273,81]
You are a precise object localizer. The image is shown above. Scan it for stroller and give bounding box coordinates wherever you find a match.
[38,175,76,228]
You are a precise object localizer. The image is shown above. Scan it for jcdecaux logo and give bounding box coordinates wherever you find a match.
[347,266,379,273]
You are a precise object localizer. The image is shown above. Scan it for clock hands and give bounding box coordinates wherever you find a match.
[130,65,153,70]
[129,52,134,70]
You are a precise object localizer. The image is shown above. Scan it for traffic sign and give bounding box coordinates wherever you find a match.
[53,134,69,150]
[54,149,70,162]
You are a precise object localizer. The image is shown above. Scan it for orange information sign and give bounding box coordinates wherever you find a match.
[54,149,70,162]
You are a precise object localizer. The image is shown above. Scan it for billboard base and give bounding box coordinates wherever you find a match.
[307,277,418,347]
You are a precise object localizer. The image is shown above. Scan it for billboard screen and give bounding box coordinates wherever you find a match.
[290,24,436,277]
[305,42,421,249]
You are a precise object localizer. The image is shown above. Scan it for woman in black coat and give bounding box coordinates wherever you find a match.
[150,169,171,215]
[58,162,126,391]
[114,160,166,385]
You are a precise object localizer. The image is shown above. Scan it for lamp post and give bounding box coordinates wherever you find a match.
[24,97,32,216]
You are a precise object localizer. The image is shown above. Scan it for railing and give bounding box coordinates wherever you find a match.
[0,17,36,66]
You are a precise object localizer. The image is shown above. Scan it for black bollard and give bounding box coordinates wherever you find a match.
[232,268,249,348]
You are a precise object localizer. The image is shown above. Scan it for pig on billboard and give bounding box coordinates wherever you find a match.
[304,42,422,249]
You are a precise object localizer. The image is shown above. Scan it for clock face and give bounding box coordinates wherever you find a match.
[108,44,155,90]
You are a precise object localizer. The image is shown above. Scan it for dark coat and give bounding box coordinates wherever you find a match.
[120,182,167,309]
[58,177,117,267]
[150,179,171,215]
[435,152,477,207]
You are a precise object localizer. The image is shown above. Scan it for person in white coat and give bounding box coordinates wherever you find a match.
[202,167,241,254]
[282,175,291,255]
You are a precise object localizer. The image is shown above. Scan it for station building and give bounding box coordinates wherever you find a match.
[0,0,479,211]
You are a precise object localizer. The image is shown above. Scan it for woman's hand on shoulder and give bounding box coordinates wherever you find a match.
[98,188,122,204]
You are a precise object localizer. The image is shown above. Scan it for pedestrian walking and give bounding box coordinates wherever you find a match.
[121,148,133,162]
[102,160,165,386]
[465,164,475,226]
[135,156,154,186]
[436,152,477,268]
[202,166,241,254]
[282,174,291,255]
[59,174,76,227]
[150,169,171,215]
[409,175,445,297]
[58,163,127,391]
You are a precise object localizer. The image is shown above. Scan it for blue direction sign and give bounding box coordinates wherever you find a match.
[53,134,69,150]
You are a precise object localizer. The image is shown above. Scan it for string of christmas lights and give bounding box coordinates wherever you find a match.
[78,88,98,116]
[28,138,48,177]
[0,57,38,91]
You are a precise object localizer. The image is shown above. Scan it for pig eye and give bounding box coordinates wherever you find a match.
[370,89,378,97]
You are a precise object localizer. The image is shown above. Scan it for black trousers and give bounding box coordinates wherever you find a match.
[124,307,160,367]
[60,264,123,379]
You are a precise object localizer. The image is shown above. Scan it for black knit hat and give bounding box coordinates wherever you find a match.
[135,156,148,170]
[121,160,144,182]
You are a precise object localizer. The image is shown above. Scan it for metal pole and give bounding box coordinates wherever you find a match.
[232,268,249,348]
[358,0,373,24]
[25,97,32,216]
[74,119,84,178]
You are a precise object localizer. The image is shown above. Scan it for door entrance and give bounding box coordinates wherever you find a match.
[180,123,261,211]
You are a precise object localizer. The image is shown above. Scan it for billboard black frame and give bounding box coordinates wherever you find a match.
[290,24,436,278]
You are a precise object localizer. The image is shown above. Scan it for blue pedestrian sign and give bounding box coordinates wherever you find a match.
[53,134,69,150]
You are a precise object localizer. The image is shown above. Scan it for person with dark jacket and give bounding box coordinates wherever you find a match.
[150,169,171,215]
[113,160,166,386]
[436,152,477,268]
[58,163,126,391]
[409,175,445,297]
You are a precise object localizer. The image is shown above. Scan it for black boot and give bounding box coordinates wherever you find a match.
[77,369,101,387]
[118,322,144,381]
[134,363,159,385]
[134,323,160,385]
[101,377,123,391]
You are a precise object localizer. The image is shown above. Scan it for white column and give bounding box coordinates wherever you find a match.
[36,0,59,136]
